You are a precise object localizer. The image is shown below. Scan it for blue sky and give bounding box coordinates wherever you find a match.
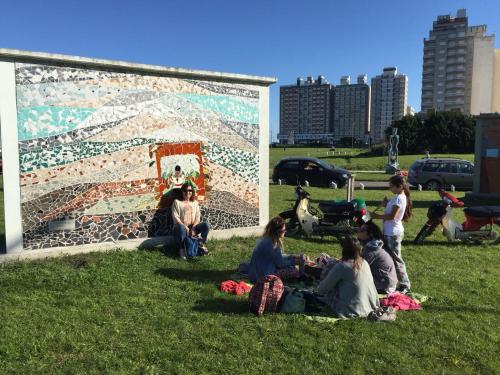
[1,0,498,142]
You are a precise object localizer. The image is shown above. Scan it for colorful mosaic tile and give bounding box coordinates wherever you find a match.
[15,62,261,250]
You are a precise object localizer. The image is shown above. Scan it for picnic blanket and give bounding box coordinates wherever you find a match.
[380,292,422,311]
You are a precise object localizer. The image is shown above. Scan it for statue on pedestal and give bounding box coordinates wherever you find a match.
[385,128,400,174]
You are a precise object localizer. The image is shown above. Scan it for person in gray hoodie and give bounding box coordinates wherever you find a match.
[357,221,397,294]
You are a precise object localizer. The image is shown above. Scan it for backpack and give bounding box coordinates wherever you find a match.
[280,289,306,313]
[248,275,284,316]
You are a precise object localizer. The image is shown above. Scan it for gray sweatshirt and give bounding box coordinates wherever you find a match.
[317,259,379,318]
[362,239,398,294]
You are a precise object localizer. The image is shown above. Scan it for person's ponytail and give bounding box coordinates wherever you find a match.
[402,183,412,221]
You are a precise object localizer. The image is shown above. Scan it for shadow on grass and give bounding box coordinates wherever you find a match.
[138,237,180,259]
[155,267,234,283]
[192,297,248,314]
[286,235,340,244]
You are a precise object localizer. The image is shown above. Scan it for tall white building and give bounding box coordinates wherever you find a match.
[421,9,495,114]
[370,67,408,143]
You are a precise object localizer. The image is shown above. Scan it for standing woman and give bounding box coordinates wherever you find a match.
[370,175,412,293]
[172,182,210,258]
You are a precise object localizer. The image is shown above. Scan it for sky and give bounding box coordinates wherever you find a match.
[1,0,499,142]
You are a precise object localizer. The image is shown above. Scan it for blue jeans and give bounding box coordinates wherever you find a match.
[173,222,210,248]
[385,234,411,289]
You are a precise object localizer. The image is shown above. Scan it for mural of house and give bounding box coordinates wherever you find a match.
[0,49,276,257]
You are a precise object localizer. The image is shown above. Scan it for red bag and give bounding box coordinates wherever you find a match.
[248,275,284,316]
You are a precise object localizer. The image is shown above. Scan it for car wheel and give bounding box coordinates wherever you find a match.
[276,177,287,185]
[329,179,341,188]
[425,179,441,191]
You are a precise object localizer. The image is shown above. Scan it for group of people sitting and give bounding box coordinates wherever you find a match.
[166,167,414,318]
[243,175,413,318]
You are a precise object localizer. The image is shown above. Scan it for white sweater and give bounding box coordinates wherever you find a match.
[171,199,201,227]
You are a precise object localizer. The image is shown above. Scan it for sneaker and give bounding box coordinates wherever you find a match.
[368,306,396,322]
[397,285,410,295]
[179,245,187,260]
[199,245,209,256]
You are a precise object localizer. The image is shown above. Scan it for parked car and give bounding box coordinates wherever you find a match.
[408,158,474,190]
[272,157,351,188]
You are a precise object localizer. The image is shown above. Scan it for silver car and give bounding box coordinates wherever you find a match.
[408,158,474,190]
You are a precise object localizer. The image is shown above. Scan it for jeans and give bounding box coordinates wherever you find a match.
[385,234,411,289]
[173,222,210,248]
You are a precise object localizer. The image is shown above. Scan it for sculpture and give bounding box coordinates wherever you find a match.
[385,128,400,174]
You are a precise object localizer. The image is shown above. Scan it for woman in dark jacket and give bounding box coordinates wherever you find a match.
[357,221,397,294]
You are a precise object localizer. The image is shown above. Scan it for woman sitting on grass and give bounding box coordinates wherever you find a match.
[247,216,307,283]
[357,221,397,294]
[172,182,210,258]
[316,237,378,318]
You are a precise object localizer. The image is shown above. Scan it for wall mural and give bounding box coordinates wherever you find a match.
[15,63,260,249]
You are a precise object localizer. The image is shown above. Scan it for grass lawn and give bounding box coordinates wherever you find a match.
[269,147,474,178]
[1,185,499,374]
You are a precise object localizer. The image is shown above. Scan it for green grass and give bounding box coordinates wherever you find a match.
[269,147,474,177]
[1,185,499,374]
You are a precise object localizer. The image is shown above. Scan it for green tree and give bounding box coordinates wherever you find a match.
[386,111,476,154]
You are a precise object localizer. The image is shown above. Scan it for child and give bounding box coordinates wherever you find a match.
[247,217,306,283]
[356,221,397,294]
[371,175,412,293]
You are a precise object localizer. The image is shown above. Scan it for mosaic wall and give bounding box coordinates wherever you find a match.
[15,63,261,249]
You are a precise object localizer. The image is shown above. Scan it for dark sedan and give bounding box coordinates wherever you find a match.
[272,157,351,188]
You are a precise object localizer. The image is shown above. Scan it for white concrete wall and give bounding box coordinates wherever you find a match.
[0,62,23,254]
[470,36,494,115]
[492,49,500,113]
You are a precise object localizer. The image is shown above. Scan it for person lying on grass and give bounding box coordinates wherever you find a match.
[356,220,397,294]
[247,216,307,283]
[316,237,379,318]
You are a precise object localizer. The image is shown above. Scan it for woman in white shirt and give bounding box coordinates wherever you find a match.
[172,183,210,258]
[370,175,412,293]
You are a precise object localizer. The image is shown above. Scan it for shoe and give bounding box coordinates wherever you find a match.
[199,245,209,256]
[397,285,410,295]
[179,245,187,260]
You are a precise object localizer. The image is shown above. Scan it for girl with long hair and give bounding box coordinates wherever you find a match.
[247,216,306,283]
[316,237,378,318]
[370,175,412,293]
[357,221,397,294]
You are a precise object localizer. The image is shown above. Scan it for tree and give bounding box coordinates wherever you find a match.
[386,111,476,154]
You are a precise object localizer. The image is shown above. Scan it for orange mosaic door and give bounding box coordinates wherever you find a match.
[154,142,206,200]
